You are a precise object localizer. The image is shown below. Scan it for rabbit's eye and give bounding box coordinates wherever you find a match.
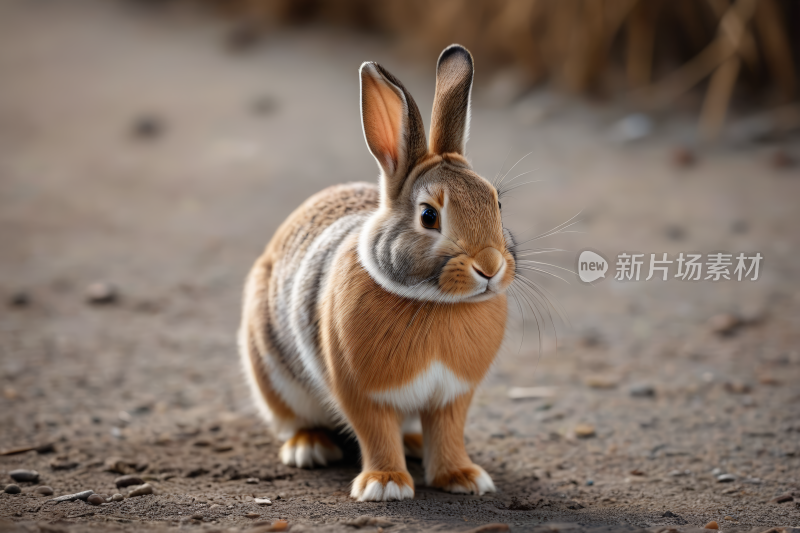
[420,207,439,230]
[498,202,502,210]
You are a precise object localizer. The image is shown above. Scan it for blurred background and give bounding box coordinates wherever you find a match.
[1,0,799,530]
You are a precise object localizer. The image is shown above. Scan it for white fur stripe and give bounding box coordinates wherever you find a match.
[369,360,471,412]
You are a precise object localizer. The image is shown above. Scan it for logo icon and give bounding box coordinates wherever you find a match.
[577,250,608,283]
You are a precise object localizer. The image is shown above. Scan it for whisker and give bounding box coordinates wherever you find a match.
[514,248,570,256]
[514,272,571,333]
[512,275,545,357]
[517,259,577,276]
[502,168,540,186]
[509,214,583,249]
[496,151,533,189]
[498,180,546,197]
[491,147,513,189]
[506,285,526,354]
[513,274,560,355]
[515,265,571,284]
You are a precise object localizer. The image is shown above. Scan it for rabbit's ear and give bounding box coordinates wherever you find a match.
[429,44,473,156]
[360,62,427,200]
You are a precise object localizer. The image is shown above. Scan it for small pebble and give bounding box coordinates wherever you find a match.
[225,24,261,52]
[586,480,594,486]
[9,469,39,482]
[245,512,261,519]
[104,457,136,474]
[663,511,677,517]
[269,521,289,532]
[730,219,749,234]
[629,384,655,398]
[251,96,278,116]
[724,381,752,394]
[668,469,691,477]
[611,113,652,143]
[115,475,144,488]
[35,486,54,496]
[254,498,272,505]
[111,493,124,502]
[584,376,617,389]
[4,484,21,494]
[707,313,740,335]
[128,483,153,497]
[770,493,794,504]
[346,516,395,528]
[86,282,117,305]
[711,468,723,476]
[35,443,55,454]
[50,460,79,470]
[213,444,233,453]
[717,474,736,482]
[8,291,29,307]
[87,494,105,505]
[671,145,696,168]
[770,149,795,169]
[665,225,686,241]
[49,490,94,502]
[464,525,509,533]
[245,477,260,484]
[131,115,164,140]
[190,514,203,521]
[704,521,719,530]
[574,424,596,438]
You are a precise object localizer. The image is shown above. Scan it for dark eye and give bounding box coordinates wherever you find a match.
[498,202,502,210]
[420,207,439,229]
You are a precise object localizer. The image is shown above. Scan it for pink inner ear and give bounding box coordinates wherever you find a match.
[363,74,403,174]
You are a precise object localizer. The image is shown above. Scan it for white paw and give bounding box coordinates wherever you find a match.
[279,430,342,469]
[350,472,415,502]
[440,465,496,495]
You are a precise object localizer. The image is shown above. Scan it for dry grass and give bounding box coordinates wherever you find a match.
[205,0,797,138]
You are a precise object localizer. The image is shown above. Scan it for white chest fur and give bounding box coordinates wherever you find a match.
[369,361,472,412]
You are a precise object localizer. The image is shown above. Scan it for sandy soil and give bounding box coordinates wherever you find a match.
[1,1,799,532]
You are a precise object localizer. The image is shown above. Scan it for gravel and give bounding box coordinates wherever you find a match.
[8,469,38,482]
[49,490,94,503]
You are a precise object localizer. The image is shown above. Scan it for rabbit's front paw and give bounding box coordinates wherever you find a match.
[350,471,414,502]
[279,429,342,469]
[431,464,495,495]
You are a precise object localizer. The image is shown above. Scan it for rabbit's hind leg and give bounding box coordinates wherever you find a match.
[280,428,342,469]
[240,327,341,469]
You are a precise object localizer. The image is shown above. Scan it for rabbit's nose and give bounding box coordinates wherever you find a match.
[473,248,503,279]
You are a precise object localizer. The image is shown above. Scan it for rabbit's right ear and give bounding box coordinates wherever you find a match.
[360,62,427,202]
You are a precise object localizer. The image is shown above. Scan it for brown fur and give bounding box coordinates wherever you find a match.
[421,392,481,490]
[244,183,379,428]
[282,428,338,451]
[323,237,507,394]
[403,433,424,459]
[318,237,507,495]
[245,319,297,422]
[241,45,510,500]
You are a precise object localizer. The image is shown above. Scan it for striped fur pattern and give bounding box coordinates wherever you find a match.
[239,44,516,501]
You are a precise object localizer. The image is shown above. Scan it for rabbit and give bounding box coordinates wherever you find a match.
[239,44,516,502]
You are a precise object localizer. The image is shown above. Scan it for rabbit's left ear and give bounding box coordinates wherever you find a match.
[360,61,428,201]
[429,44,473,156]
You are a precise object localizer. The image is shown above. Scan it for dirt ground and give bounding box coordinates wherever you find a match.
[1,1,799,532]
